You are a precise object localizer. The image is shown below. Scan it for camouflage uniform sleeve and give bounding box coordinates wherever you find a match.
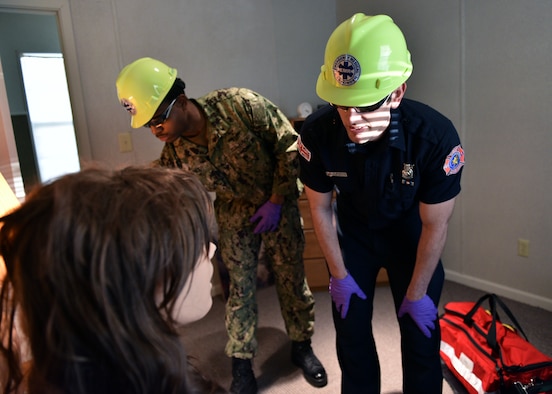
[244,90,300,199]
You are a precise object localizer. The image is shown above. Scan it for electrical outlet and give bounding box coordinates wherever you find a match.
[517,238,529,258]
[118,132,133,153]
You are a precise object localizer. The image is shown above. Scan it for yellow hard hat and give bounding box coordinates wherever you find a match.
[316,14,413,107]
[116,57,177,128]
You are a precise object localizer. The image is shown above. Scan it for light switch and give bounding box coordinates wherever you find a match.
[118,132,133,153]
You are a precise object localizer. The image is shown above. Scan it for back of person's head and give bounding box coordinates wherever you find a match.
[0,166,217,394]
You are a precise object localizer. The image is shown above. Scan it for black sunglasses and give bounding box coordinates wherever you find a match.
[144,97,177,129]
[331,94,391,113]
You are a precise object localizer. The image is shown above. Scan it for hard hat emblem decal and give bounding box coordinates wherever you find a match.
[333,54,361,86]
[120,98,137,115]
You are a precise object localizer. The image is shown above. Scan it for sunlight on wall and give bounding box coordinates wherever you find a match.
[20,53,80,183]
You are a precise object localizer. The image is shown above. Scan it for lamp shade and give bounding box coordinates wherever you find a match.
[0,171,20,217]
[0,172,20,280]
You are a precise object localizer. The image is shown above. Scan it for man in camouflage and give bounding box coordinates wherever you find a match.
[116,58,327,394]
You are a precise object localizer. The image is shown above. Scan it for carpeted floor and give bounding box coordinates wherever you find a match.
[179,280,552,393]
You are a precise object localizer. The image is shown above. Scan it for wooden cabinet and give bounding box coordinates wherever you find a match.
[298,192,388,290]
[299,193,330,290]
[377,268,389,284]
[289,117,305,132]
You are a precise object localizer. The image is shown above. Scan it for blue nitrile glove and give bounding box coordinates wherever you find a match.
[398,294,438,338]
[329,273,367,319]
[249,200,282,234]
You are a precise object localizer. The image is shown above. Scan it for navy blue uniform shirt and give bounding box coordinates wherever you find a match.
[298,99,464,230]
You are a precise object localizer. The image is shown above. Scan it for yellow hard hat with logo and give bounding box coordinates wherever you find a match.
[116,57,177,128]
[316,14,413,107]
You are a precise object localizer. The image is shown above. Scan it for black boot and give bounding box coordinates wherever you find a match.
[230,357,257,394]
[291,340,328,388]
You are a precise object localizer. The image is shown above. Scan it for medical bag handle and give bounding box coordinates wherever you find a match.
[463,293,529,353]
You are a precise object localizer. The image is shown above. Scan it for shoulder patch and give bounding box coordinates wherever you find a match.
[297,136,311,162]
[443,145,465,176]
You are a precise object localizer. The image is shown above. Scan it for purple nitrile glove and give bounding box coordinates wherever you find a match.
[249,200,282,234]
[329,273,367,319]
[397,294,438,338]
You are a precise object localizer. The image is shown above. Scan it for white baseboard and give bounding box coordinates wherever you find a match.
[445,269,552,312]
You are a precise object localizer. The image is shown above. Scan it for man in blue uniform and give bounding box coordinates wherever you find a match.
[298,14,465,393]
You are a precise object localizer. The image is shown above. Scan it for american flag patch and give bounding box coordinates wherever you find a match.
[297,136,311,162]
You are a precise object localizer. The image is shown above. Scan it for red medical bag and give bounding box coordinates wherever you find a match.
[439,293,552,394]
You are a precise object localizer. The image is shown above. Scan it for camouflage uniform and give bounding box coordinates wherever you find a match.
[156,88,315,359]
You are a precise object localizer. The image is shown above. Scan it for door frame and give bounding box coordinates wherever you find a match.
[0,0,91,164]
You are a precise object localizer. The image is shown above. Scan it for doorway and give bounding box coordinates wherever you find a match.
[0,0,90,195]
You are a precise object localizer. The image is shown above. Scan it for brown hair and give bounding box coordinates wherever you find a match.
[0,166,217,393]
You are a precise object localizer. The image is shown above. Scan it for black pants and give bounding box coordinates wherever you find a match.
[334,219,444,394]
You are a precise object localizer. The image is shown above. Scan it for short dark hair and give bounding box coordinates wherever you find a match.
[164,77,187,103]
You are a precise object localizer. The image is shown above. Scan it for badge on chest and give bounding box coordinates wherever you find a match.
[401,163,415,186]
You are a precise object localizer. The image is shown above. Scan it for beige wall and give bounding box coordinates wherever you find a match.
[69,0,336,167]
[1,0,336,166]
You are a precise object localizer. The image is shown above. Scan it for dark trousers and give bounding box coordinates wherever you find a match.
[334,219,444,394]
